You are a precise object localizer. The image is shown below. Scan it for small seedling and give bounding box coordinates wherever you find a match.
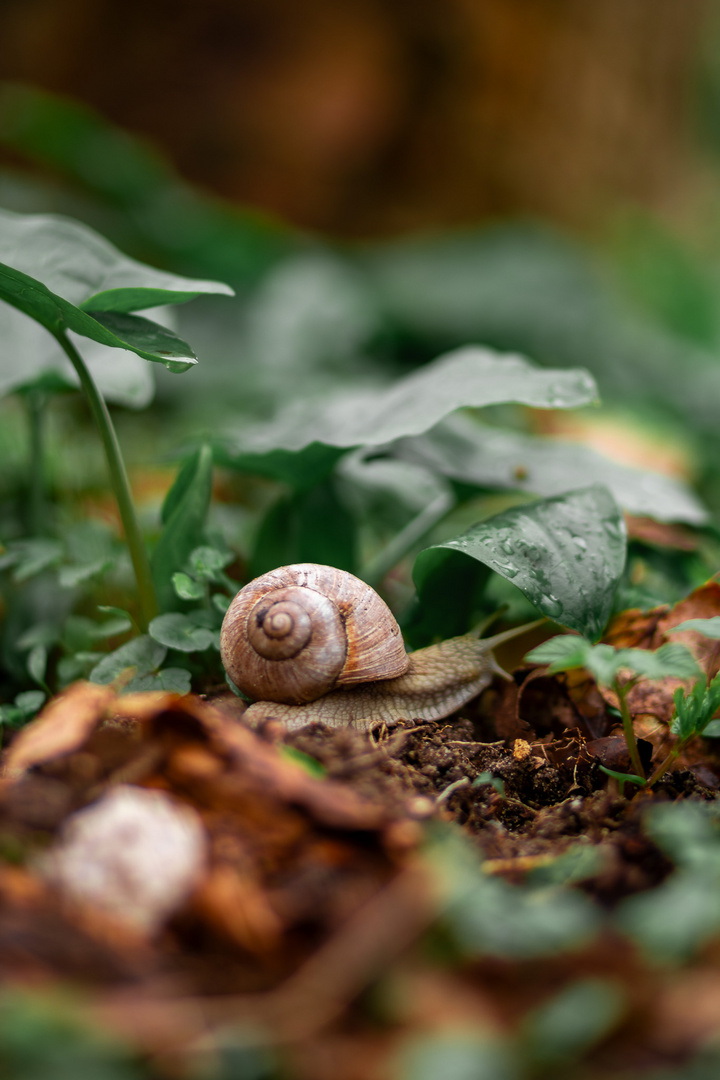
[525,634,700,783]
[0,208,233,629]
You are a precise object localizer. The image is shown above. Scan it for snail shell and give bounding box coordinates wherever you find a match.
[220,564,410,704]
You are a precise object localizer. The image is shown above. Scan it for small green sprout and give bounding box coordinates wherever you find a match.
[525,634,700,784]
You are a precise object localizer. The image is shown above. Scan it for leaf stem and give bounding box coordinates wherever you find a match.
[362,492,453,589]
[646,745,681,789]
[23,388,46,536]
[614,678,645,779]
[55,332,158,630]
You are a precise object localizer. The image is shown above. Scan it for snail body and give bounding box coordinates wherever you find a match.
[220,563,531,731]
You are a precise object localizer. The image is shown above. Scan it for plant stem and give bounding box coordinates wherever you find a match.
[24,388,46,536]
[55,332,158,630]
[646,745,681,789]
[362,492,453,589]
[615,678,646,779]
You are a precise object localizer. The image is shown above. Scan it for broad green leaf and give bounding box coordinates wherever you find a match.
[402,550,490,647]
[361,226,720,440]
[0,206,233,403]
[16,622,60,651]
[225,347,598,459]
[0,261,199,372]
[669,617,720,639]
[148,613,216,653]
[392,414,707,525]
[89,635,166,684]
[0,690,46,728]
[84,311,198,373]
[0,207,233,310]
[415,486,626,641]
[249,479,357,578]
[218,443,346,490]
[151,445,213,612]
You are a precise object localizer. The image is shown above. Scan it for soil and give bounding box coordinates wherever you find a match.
[1,633,720,1079]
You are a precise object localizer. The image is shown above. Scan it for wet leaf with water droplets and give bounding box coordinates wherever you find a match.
[414,485,626,641]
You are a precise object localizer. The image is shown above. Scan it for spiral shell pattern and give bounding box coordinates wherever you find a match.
[220,564,409,705]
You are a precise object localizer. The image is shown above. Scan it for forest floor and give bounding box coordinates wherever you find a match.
[2,589,720,1078]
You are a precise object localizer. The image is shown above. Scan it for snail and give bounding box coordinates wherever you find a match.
[220,563,539,731]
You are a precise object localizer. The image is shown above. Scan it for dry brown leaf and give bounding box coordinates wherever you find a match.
[4,682,114,778]
[192,865,283,953]
[624,516,700,551]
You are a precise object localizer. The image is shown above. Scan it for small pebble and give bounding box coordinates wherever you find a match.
[39,785,207,934]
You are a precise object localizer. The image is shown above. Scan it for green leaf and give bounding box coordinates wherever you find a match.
[669,617,720,639]
[151,445,213,612]
[527,636,699,686]
[13,690,46,715]
[225,347,598,459]
[61,614,131,652]
[0,207,232,404]
[425,824,599,959]
[58,558,113,589]
[172,572,205,601]
[278,745,327,778]
[396,1033,517,1080]
[124,667,192,694]
[521,979,626,1068]
[97,605,140,634]
[671,672,720,740]
[187,545,234,582]
[524,635,592,673]
[148,613,216,653]
[361,225,720,440]
[249,479,357,578]
[27,645,48,689]
[403,549,490,647]
[615,644,699,681]
[89,635,166,684]
[598,765,647,789]
[2,538,63,582]
[0,259,201,374]
[392,415,707,525]
[0,206,233,310]
[415,485,626,642]
[472,771,505,797]
[86,311,198,373]
[218,443,346,490]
